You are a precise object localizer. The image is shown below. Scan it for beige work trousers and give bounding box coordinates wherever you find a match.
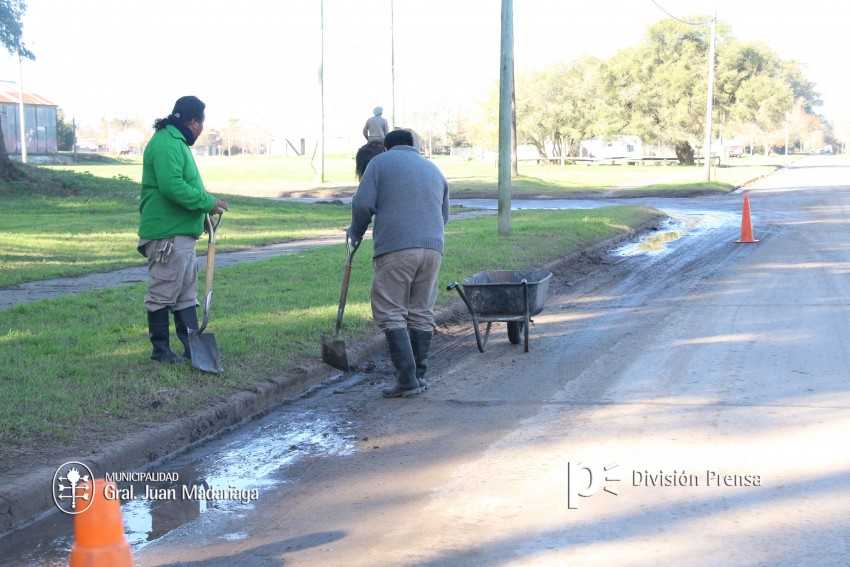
[143,235,200,312]
[370,247,442,333]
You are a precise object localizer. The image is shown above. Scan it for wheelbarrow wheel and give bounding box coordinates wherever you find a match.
[507,321,525,345]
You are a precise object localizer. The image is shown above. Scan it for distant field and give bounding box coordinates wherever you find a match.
[43,152,800,199]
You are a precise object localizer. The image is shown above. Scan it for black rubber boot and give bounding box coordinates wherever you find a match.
[382,328,422,398]
[173,307,199,359]
[409,328,432,391]
[148,308,183,363]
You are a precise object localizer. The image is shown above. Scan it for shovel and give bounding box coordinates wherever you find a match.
[321,236,361,371]
[188,213,224,374]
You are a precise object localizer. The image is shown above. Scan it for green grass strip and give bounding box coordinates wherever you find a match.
[0,206,662,448]
[0,166,352,286]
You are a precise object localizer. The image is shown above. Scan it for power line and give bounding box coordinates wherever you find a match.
[649,0,712,26]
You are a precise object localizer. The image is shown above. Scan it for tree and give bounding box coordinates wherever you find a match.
[470,57,604,158]
[0,0,34,179]
[514,57,603,158]
[596,17,725,161]
[469,16,827,163]
[56,108,75,151]
[730,75,793,155]
[716,39,820,155]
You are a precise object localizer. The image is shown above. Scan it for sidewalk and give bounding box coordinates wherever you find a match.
[0,233,348,311]
[0,208,496,310]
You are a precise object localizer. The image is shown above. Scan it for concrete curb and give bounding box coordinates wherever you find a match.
[0,214,665,535]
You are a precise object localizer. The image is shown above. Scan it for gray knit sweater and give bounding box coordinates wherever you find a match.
[348,145,450,257]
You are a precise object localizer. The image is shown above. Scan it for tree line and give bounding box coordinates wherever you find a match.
[468,17,827,161]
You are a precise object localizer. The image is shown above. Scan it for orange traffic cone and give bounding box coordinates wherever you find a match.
[70,479,133,566]
[736,195,759,243]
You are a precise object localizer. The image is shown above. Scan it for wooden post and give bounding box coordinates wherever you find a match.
[318,0,325,183]
[498,0,513,235]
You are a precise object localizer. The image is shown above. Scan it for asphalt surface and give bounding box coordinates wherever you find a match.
[3,155,849,566]
[127,155,848,566]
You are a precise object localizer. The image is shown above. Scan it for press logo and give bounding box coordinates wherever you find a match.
[52,462,95,515]
[567,461,621,509]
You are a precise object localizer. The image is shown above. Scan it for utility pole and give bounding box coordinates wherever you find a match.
[18,48,26,163]
[702,14,716,182]
[391,0,396,129]
[318,0,325,183]
[511,53,517,177]
[497,0,513,235]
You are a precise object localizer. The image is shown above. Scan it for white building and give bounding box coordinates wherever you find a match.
[579,135,643,159]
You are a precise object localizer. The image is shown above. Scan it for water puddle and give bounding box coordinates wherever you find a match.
[613,209,737,257]
[0,409,358,566]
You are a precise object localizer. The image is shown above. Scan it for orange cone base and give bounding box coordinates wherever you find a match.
[70,542,133,567]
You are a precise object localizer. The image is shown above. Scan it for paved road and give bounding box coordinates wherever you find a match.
[5,156,849,565]
[135,155,850,565]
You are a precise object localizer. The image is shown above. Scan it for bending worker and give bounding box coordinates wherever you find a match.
[347,129,450,397]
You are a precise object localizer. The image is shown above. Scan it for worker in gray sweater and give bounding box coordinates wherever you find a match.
[347,129,450,397]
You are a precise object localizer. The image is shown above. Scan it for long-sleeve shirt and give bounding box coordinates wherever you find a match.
[138,125,215,239]
[363,115,389,141]
[348,145,449,257]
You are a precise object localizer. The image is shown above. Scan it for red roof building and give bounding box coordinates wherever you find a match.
[0,83,58,155]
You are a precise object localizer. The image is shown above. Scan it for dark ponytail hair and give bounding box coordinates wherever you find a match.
[355,141,385,180]
[153,96,206,130]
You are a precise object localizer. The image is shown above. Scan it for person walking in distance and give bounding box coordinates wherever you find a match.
[347,129,449,397]
[362,106,389,143]
[138,95,229,363]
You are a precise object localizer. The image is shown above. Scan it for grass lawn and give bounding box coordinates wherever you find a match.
[0,165,353,286]
[0,204,664,453]
[43,152,797,199]
[0,150,787,457]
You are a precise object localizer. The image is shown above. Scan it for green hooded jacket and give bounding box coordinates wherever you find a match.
[138,125,216,240]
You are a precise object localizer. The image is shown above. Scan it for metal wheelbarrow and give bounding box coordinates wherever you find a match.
[447,270,552,353]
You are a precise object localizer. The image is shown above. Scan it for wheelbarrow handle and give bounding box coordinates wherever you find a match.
[447,282,489,353]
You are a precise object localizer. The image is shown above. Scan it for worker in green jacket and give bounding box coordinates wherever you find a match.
[138,95,229,363]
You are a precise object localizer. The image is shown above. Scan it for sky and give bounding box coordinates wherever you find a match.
[2,0,849,139]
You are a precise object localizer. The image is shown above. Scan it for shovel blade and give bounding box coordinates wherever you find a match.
[321,335,350,371]
[188,330,223,374]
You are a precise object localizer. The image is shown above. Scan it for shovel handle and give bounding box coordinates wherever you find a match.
[200,213,222,332]
[334,235,361,335]
[346,236,361,266]
[206,213,223,244]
